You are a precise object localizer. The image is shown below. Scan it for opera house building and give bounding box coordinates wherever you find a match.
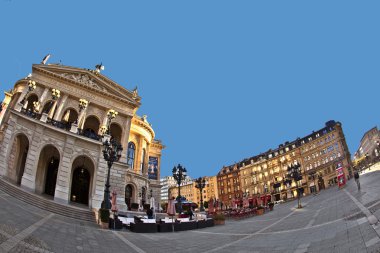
[0,63,164,213]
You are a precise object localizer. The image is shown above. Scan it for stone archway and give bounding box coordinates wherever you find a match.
[7,133,29,185]
[125,184,134,210]
[24,94,38,112]
[82,116,100,140]
[35,145,60,196]
[61,108,78,125]
[110,123,122,143]
[69,155,94,207]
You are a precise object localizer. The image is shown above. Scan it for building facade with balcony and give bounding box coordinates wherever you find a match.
[218,120,352,205]
[217,164,242,209]
[169,180,195,202]
[0,63,164,212]
[353,127,380,167]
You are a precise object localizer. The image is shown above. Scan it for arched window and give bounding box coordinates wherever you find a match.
[127,142,136,169]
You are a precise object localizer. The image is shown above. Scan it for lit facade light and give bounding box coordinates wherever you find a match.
[32,101,40,112]
[107,109,118,120]
[105,109,118,135]
[28,80,37,91]
[51,89,61,100]
[78,98,89,112]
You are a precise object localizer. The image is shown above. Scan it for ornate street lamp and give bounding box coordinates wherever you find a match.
[286,162,303,208]
[172,164,187,214]
[101,138,123,209]
[195,177,206,212]
[101,110,122,210]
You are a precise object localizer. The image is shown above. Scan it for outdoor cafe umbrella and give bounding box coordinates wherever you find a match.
[167,198,177,232]
[167,198,176,216]
[180,201,198,209]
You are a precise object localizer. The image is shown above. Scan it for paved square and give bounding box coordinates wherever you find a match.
[1,171,380,252]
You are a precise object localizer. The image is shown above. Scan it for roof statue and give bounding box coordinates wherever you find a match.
[41,54,51,65]
[132,86,138,99]
[95,63,105,73]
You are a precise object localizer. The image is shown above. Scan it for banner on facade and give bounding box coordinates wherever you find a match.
[148,156,158,180]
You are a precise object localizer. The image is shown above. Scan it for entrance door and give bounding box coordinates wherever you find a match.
[71,167,90,205]
[44,158,59,196]
[125,185,133,210]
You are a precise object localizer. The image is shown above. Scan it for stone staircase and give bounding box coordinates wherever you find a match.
[0,177,96,222]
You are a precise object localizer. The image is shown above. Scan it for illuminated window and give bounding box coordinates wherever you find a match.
[127,142,136,169]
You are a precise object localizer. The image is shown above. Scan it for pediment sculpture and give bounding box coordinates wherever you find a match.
[60,73,108,92]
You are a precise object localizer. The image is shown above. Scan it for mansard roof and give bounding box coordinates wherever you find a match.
[218,120,341,172]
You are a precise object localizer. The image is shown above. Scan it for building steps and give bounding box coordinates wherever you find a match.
[0,177,96,222]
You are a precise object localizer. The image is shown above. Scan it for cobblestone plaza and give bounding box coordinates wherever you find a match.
[1,168,380,252]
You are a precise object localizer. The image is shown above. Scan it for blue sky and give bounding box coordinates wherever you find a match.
[1,1,379,178]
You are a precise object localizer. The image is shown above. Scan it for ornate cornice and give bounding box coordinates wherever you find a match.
[31,64,141,109]
[131,116,155,140]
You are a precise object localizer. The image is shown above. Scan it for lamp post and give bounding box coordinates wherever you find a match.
[311,172,318,195]
[195,177,206,212]
[101,138,123,209]
[101,110,122,210]
[286,162,303,209]
[172,164,187,214]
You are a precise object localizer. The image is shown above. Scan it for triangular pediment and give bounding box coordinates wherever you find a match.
[32,64,140,106]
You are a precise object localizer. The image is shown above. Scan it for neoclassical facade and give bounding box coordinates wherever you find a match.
[0,63,164,212]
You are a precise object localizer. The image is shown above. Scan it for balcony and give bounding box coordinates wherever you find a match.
[18,109,104,143]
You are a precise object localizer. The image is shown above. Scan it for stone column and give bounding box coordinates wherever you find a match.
[0,91,13,126]
[92,149,108,209]
[119,116,132,164]
[70,102,89,133]
[39,88,51,123]
[136,137,143,175]
[144,143,151,176]
[0,115,17,176]
[53,135,74,205]
[47,100,58,119]
[14,84,28,112]
[53,94,68,121]
[101,112,109,130]
[20,124,44,192]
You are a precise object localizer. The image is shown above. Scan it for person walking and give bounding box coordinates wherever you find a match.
[147,207,154,219]
[354,170,360,190]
